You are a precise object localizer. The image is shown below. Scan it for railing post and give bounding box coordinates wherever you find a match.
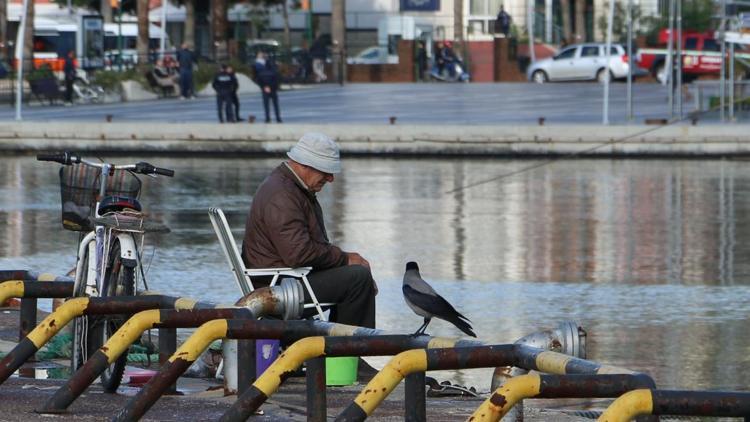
[306,357,326,422]
[158,327,177,394]
[237,339,256,395]
[404,371,426,422]
[19,298,37,362]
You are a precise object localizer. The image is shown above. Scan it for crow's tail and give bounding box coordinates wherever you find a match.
[446,315,476,338]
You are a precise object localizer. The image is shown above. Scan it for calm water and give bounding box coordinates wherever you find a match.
[1,155,749,392]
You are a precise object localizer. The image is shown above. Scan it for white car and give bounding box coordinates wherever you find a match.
[526,43,645,83]
[346,46,398,65]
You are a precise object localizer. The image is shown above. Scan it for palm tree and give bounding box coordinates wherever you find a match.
[212,0,228,60]
[22,0,34,74]
[137,0,149,66]
[560,0,572,43]
[575,0,587,42]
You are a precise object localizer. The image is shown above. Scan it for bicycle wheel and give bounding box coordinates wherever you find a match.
[70,250,89,373]
[88,238,135,392]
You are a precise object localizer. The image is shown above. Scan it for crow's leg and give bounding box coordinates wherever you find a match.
[412,317,431,336]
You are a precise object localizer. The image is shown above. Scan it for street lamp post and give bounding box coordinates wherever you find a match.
[118,0,123,71]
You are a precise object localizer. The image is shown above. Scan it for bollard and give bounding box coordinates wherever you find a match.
[389,116,397,124]
[248,115,256,123]
[599,389,750,422]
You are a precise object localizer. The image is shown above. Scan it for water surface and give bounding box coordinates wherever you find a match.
[1,155,749,391]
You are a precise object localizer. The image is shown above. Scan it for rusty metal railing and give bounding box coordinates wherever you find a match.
[470,373,656,421]
[599,389,750,421]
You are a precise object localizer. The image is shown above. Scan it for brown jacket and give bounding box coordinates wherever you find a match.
[242,164,347,273]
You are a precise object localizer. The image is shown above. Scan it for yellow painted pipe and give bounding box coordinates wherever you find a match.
[167,319,229,363]
[253,336,325,397]
[468,373,542,422]
[353,349,428,416]
[0,280,24,306]
[27,297,89,349]
[598,389,653,422]
[534,350,634,375]
[100,310,161,363]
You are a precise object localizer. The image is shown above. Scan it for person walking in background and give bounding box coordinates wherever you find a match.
[495,5,512,37]
[227,65,241,122]
[176,43,196,99]
[310,35,328,83]
[416,40,428,82]
[212,64,237,123]
[63,50,76,106]
[253,52,282,123]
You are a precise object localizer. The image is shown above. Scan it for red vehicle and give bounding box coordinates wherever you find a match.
[636,29,747,82]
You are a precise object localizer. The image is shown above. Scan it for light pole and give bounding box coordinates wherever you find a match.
[118,0,123,71]
[14,0,30,121]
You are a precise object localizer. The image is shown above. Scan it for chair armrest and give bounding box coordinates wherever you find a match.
[245,267,312,277]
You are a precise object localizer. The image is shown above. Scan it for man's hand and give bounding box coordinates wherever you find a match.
[263,86,271,94]
[346,252,370,270]
[346,252,377,295]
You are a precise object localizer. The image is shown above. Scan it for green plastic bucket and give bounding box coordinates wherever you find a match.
[325,356,358,386]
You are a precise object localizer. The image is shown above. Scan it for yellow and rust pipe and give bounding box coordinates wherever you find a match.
[469,373,542,421]
[470,373,656,422]
[0,294,218,385]
[598,389,654,422]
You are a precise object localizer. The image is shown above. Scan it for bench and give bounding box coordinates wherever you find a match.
[29,77,61,105]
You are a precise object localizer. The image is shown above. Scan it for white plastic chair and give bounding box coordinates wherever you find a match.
[208,207,333,320]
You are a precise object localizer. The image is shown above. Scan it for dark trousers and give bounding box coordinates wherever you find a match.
[231,92,240,122]
[179,70,193,98]
[216,94,234,123]
[262,90,281,122]
[64,78,73,103]
[305,265,376,328]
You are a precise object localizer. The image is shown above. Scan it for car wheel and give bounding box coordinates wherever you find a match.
[532,70,548,84]
[597,68,613,83]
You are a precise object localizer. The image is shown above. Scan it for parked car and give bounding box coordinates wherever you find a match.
[527,43,646,83]
[346,46,398,65]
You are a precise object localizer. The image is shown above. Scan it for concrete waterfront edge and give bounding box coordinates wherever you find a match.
[1,122,750,156]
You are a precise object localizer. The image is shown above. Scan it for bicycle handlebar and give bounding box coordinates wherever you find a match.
[135,162,175,177]
[36,151,175,177]
[36,152,79,165]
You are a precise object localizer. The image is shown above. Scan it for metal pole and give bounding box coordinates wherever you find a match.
[160,0,167,59]
[603,0,615,125]
[305,357,326,422]
[118,1,123,71]
[729,41,735,121]
[676,0,683,118]
[626,0,633,121]
[720,0,726,121]
[14,0,29,121]
[666,0,675,118]
[307,0,314,43]
[545,0,553,43]
[527,0,536,62]
[405,372,426,422]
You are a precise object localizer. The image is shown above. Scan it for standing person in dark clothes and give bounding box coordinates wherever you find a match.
[176,43,196,99]
[227,65,241,122]
[253,52,282,123]
[212,64,237,123]
[416,40,428,82]
[63,50,76,105]
[496,5,512,37]
[242,132,377,329]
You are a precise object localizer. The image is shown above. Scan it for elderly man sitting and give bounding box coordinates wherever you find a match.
[242,132,377,329]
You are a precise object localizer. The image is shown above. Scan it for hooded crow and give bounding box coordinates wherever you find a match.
[402,261,476,337]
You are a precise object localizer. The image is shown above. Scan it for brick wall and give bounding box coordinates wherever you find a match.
[347,40,415,83]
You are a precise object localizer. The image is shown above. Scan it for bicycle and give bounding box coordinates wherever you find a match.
[37,152,174,392]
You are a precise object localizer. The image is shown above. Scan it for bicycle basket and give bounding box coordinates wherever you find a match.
[59,164,142,231]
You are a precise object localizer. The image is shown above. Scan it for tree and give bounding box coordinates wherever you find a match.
[137,0,148,66]
[560,0,572,43]
[597,0,643,42]
[574,0,586,42]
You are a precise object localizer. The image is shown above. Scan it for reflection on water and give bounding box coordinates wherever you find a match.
[1,155,749,391]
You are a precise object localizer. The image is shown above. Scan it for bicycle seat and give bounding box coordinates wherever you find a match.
[98,195,142,215]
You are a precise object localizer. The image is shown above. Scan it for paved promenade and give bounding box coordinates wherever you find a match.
[0,82,743,125]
